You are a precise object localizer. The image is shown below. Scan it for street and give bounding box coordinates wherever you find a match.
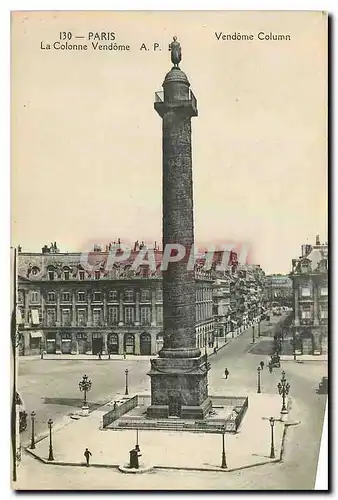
[16,315,328,490]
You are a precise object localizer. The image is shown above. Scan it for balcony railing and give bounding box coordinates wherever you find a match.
[154,89,197,113]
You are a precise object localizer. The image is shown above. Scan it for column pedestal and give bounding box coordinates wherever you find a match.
[147,355,211,419]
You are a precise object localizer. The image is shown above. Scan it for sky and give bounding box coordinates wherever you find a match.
[11,10,328,274]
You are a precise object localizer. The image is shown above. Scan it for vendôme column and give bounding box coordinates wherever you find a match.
[147,37,211,420]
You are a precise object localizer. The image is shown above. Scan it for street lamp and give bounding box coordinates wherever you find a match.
[257,366,262,394]
[269,417,275,458]
[125,369,129,395]
[47,418,54,461]
[258,316,261,337]
[135,428,140,452]
[79,374,92,412]
[30,411,36,450]
[277,370,290,414]
[221,426,227,469]
[252,324,255,343]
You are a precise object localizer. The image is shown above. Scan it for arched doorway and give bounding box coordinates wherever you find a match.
[92,333,103,355]
[156,332,164,353]
[108,333,119,354]
[124,333,135,354]
[140,332,151,355]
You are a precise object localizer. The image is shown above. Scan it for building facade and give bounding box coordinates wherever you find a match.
[290,236,328,355]
[264,275,293,305]
[17,246,214,356]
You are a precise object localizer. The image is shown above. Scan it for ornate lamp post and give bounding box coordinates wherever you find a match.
[277,370,290,415]
[79,374,92,415]
[252,324,255,343]
[135,428,140,452]
[257,366,262,393]
[47,418,54,461]
[269,417,276,458]
[221,426,227,469]
[30,411,36,449]
[125,369,129,396]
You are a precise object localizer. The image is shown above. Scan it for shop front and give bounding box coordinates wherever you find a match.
[124,333,135,355]
[92,333,103,355]
[61,332,72,354]
[30,330,42,355]
[46,333,56,354]
[140,332,151,355]
[76,332,87,354]
[108,333,119,354]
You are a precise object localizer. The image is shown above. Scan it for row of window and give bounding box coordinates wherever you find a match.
[43,306,163,327]
[21,287,215,305]
[21,289,163,304]
[46,268,151,281]
[196,288,213,302]
[300,303,328,319]
[299,286,328,298]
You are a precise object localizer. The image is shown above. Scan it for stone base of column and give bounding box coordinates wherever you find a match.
[147,355,211,420]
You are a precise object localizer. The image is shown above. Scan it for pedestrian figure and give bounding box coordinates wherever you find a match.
[260,360,264,371]
[123,351,126,360]
[213,347,217,354]
[84,448,92,467]
[113,401,117,410]
[268,363,273,374]
[224,368,229,379]
[98,351,102,360]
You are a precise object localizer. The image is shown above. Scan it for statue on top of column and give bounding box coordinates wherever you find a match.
[170,36,182,68]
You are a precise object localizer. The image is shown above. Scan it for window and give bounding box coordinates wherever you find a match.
[124,307,134,325]
[156,289,163,302]
[124,289,134,302]
[31,291,40,303]
[48,271,55,281]
[31,267,39,276]
[141,307,151,325]
[108,307,119,325]
[79,271,85,281]
[93,309,102,327]
[77,309,86,326]
[320,309,328,319]
[47,292,55,302]
[156,306,163,324]
[93,291,102,302]
[300,287,311,297]
[46,309,56,327]
[320,287,328,297]
[95,271,100,280]
[108,290,118,301]
[141,289,151,302]
[18,291,24,304]
[301,310,311,319]
[78,292,85,302]
[62,292,70,302]
[62,309,71,326]
[64,271,70,281]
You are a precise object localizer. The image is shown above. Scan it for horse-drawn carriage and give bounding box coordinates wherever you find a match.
[270,353,281,368]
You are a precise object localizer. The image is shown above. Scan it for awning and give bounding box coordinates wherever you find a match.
[16,309,23,325]
[30,331,43,338]
[31,309,40,325]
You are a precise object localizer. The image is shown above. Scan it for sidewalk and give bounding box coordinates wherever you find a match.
[280,354,328,362]
[26,392,293,472]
